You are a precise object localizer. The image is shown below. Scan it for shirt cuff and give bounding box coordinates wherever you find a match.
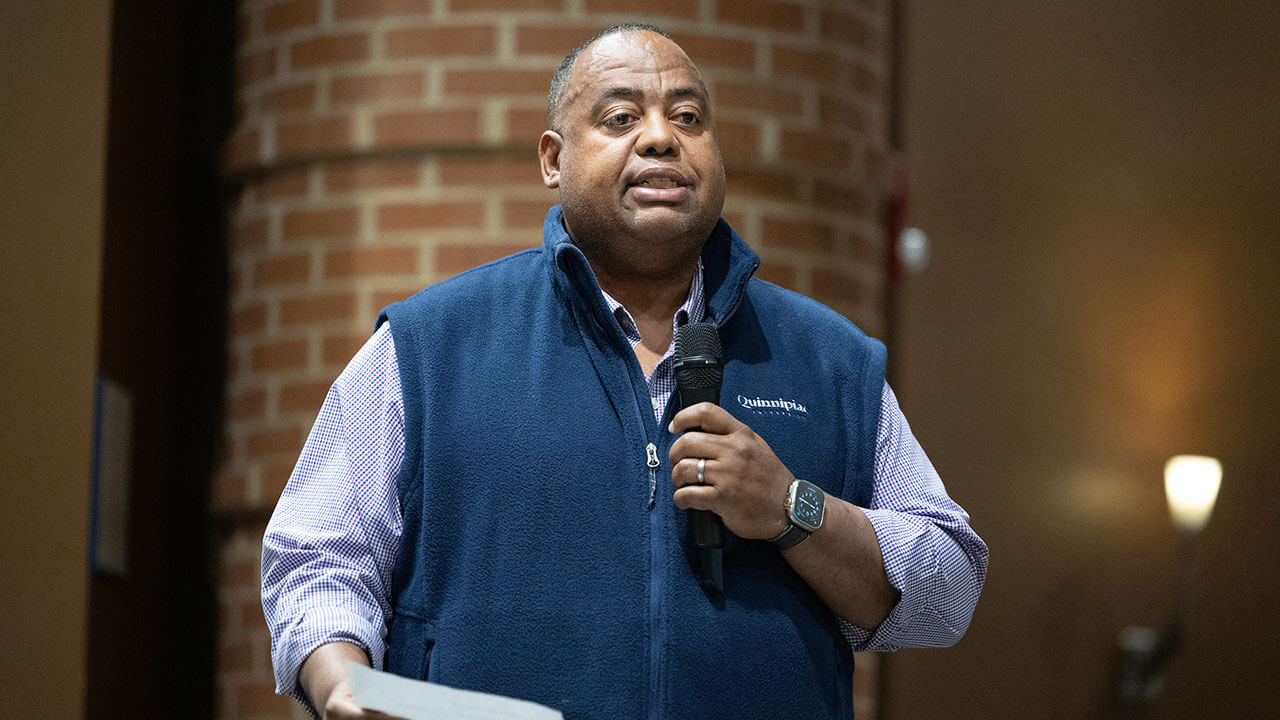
[272,605,388,713]
[841,508,942,651]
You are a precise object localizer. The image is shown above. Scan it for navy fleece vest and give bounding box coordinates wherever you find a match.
[378,206,886,720]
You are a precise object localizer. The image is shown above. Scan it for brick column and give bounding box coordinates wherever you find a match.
[215,2,891,717]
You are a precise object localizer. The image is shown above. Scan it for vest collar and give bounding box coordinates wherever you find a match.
[540,205,759,329]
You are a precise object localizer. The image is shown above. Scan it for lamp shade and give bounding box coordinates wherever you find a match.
[1164,455,1222,532]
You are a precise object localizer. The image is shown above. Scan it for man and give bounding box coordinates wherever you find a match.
[263,24,987,720]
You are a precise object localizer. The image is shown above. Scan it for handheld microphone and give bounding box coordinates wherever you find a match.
[673,321,726,593]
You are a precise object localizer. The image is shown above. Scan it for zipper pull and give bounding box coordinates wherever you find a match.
[646,442,659,510]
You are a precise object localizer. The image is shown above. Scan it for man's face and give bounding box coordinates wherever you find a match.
[539,31,726,278]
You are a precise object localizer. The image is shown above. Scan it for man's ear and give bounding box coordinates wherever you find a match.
[538,130,563,189]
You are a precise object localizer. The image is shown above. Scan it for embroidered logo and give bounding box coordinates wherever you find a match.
[737,394,809,417]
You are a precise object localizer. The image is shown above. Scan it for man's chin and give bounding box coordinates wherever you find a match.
[622,206,713,237]
[560,199,718,262]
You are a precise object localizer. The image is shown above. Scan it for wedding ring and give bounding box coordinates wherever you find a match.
[697,458,707,484]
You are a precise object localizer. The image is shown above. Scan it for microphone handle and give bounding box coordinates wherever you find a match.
[691,510,724,548]
[677,385,725,553]
[678,385,720,408]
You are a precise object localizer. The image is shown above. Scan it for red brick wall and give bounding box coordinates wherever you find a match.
[217,1,891,717]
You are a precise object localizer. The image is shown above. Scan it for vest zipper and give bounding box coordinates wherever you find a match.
[646,442,660,510]
[648,438,664,720]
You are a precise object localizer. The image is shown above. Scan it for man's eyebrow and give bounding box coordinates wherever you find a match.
[667,86,708,104]
[594,87,644,106]
[592,86,709,107]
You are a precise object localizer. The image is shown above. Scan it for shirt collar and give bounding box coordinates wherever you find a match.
[600,259,707,346]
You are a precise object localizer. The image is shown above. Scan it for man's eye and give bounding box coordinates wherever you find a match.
[676,112,700,125]
[604,113,635,128]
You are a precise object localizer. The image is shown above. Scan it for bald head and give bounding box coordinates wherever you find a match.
[547,24,678,133]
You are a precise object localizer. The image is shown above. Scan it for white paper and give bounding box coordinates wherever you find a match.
[347,662,564,720]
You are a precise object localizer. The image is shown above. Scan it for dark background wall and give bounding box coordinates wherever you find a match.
[889,2,1280,717]
[85,0,231,716]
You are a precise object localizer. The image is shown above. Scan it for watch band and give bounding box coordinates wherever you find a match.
[769,522,811,550]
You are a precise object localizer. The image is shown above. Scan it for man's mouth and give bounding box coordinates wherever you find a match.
[633,177,681,189]
[627,169,692,204]
[628,167,691,189]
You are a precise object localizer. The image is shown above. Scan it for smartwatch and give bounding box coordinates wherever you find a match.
[769,479,825,550]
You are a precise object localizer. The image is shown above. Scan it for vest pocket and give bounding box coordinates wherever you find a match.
[385,611,438,681]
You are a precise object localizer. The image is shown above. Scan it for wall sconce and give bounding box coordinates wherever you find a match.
[1116,455,1222,705]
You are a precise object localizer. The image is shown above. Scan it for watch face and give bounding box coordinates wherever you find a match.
[790,480,825,532]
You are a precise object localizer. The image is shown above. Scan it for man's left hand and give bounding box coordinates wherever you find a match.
[668,403,793,540]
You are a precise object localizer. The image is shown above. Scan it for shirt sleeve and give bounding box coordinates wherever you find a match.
[839,382,989,652]
[260,323,406,708]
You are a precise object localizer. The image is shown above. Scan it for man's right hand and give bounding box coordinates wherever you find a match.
[299,642,408,720]
[319,678,387,720]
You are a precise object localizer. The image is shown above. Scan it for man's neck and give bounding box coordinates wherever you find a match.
[595,265,695,377]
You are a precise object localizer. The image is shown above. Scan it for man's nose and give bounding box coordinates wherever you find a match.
[636,112,678,156]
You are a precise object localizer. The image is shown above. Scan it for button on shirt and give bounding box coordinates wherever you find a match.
[261,264,989,701]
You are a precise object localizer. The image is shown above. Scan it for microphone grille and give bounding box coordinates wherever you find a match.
[674,322,723,390]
